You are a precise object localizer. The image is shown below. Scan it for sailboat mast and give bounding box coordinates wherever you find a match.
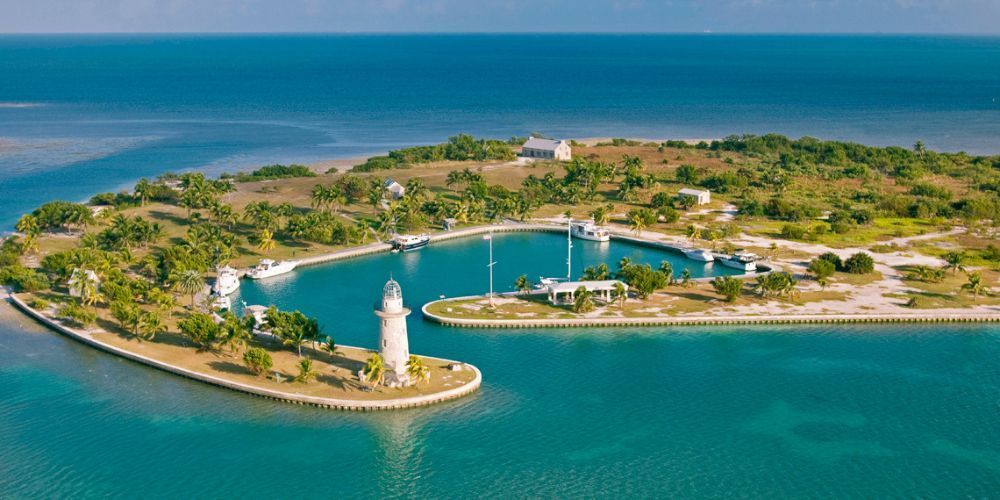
[566,217,572,280]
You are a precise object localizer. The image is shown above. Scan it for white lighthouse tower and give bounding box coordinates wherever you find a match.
[374,278,411,387]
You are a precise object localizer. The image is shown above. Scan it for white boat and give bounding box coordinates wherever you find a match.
[718,251,758,272]
[246,259,299,279]
[392,234,430,252]
[212,265,240,296]
[683,248,715,262]
[210,295,231,311]
[570,221,610,242]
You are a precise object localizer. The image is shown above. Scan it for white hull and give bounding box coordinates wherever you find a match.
[246,260,299,279]
[683,249,715,262]
[718,259,756,272]
[570,223,610,242]
[212,266,241,296]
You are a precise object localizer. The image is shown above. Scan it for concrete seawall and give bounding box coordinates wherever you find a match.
[7,294,481,411]
[422,294,1000,329]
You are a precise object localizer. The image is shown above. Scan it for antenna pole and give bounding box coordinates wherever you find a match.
[567,217,572,280]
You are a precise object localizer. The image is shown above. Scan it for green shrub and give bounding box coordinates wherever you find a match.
[843,252,875,274]
[59,302,96,327]
[711,276,743,302]
[816,252,843,270]
[231,164,316,182]
[0,265,51,292]
[243,347,273,376]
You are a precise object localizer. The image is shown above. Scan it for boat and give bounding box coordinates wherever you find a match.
[570,221,610,242]
[718,251,758,272]
[683,248,715,262]
[245,259,299,279]
[392,234,430,252]
[211,265,240,296]
[210,295,231,311]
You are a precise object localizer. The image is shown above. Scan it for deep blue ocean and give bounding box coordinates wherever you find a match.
[1,35,1000,497]
[1,34,999,228]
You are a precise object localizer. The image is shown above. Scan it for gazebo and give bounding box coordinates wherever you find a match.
[545,280,627,305]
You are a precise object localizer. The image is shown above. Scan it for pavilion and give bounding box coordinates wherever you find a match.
[545,280,627,305]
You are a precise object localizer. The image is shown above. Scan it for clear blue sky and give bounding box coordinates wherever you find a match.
[1,0,998,34]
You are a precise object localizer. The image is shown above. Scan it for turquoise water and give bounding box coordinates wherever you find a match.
[1,34,999,226]
[2,233,999,497]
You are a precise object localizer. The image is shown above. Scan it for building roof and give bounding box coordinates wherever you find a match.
[678,188,710,196]
[522,137,565,151]
[383,279,402,300]
[384,178,402,188]
[546,280,627,294]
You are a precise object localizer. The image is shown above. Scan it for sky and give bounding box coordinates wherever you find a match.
[0,0,998,34]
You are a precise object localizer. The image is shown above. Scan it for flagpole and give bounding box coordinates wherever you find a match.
[485,231,495,308]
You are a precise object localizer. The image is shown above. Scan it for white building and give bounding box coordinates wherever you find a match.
[374,278,412,387]
[384,178,406,199]
[545,280,628,305]
[521,137,572,161]
[678,188,711,205]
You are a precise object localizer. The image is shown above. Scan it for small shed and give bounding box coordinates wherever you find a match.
[384,178,405,199]
[678,188,711,205]
[443,217,458,231]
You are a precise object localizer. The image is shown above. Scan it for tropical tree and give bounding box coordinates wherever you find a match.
[68,268,103,307]
[110,299,143,338]
[179,313,224,352]
[514,274,532,295]
[590,205,612,226]
[942,251,966,275]
[243,347,273,376]
[843,252,875,274]
[582,263,610,281]
[711,276,743,302]
[295,358,317,383]
[220,312,254,352]
[961,271,990,302]
[406,355,431,385]
[137,310,166,341]
[680,268,692,287]
[134,178,153,207]
[659,261,674,285]
[257,229,276,255]
[612,281,627,309]
[686,224,702,241]
[171,269,204,308]
[573,286,595,313]
[363,353,385,387]
[628,208,654,236]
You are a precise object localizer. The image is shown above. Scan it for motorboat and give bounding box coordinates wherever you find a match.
[392,234,430,252]
[718,251,758,272]
[570,221,610,242]
[683,248,715,262]
[210,295,231,311]
[212,265,240,296]
[246,259,299,279]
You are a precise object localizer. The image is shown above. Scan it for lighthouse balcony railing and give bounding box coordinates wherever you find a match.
[373,301,411,311]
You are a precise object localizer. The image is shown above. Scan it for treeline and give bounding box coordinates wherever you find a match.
[223,164,316,183]
[352,134,516,172]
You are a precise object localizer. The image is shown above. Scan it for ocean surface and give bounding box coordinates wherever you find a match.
[1,34,999,227]
[2,232,1000,497]
[2,35,1000,497]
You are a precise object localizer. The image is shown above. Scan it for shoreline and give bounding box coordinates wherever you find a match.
[4,293,481,411]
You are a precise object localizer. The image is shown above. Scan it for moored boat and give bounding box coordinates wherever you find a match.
[392,234,430,252]
[718,251,758,272]
[246,259,299,279]
[212,265,240,296]
[683,247,715,262]
[210,295,231,311]
[570,221,610,242]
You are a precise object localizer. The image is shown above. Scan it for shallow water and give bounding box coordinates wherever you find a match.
[1,233,999,497]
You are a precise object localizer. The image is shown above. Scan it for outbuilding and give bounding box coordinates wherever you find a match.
[545,280,627,305]
[521,137,572,161]
[678,188,711,205]
[384,178,406,199]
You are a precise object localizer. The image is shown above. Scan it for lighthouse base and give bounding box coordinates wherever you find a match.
[384,371,412,388]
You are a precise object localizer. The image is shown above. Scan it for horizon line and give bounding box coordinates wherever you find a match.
[1,31,999,37]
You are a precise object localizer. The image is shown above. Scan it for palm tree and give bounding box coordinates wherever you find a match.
[680,268,692,287]
[15,214,39,238]
[172,269,204,309]
[659,261,674,285]
[134,178,153,207]
[405,178,429,201]
[311,184,331,213]
[257,229,276,255]
[612,281,627,309]
[110,299,142,338]
[363,353,385,388]
[68,268,103,307]
[629,211,647,236]
[686,224,702,241]
[942,251,966,275]
[590,206,610,226]
[406,355,431,385]
[514,274,532,295]
[295,358,317,383]
[961,271,990,303]
[220,312,253,352]
[573,286,595,313]
[137,310,166,341]
[913,140,926,156]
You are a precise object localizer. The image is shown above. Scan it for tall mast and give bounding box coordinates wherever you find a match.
[566,217,572,280]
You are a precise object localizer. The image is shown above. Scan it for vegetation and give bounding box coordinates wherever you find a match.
[843,252,875,274]
[243,347,273,376]
[353,134,516,171]
[406,355,430,385]
[227,164,315,183]
[711,276,744,302]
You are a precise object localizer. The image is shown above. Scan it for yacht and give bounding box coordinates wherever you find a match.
[210,295,231,311]
[683,248,715,262]
[246,259,299,279]
[570,221,610,242]
[718,251,758,272]
[392,234,430,252]
[212,265,240,296]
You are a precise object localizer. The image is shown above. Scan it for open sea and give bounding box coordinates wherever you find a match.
[1,35,999,497]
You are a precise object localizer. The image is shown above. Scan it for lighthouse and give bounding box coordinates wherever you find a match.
[374,278,411,387]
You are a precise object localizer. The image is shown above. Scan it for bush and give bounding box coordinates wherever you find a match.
[0,265,51,292]
[657,206,680,224]
[843,252,875,274]
[816,252,843,270]
[231,164,316,182]
[780,224,807,240]
[243,347,273,376]
[649,192,673,209]
[807,258,836,282]
[59,302,96,327]
[711,276,743,302]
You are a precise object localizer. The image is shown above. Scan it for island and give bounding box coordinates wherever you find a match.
[2,133,998,408]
